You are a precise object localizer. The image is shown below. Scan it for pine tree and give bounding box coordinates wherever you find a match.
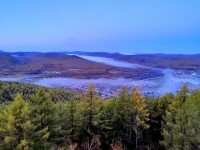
[64,97,79,140]
[188,90,200,149]
[53,101,68,147]
[98,98,115,144]
[145,93,174,148]
[79,84,100,137]
[173,89,200,149]
[49,98,79,148]
[30,87,57,149]
[161,84,190,150]
[0,104,7,146]
[131,87,150,149]
[113,86,131,140]
[0,94,33,149]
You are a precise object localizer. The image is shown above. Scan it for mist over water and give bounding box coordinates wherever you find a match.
[71,55,200,94]
[74,55,149,69]
[34,77,154,88]
[0,76,28,82]
[37,56,198,94]
[0,55,199,96]
[160,69,182,94]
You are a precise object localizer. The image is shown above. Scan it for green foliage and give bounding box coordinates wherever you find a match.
[145,93,173,148]
[30,87,58,149]
[161,84,200,150]
[131,87,150,149]
[131,87,150,129]
[0,81,199,150]
[63,97,79,141]
[113,86,131,138]
[78,84,101,137]
[0,94,34,149]
[0,81,76,103]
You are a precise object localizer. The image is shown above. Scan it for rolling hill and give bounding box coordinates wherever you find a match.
[0,51,162,79]
[0,53,19,67]
[66,51,200,69]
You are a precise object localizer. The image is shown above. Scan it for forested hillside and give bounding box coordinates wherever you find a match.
[0,81,78,103]
[0,81,199,150]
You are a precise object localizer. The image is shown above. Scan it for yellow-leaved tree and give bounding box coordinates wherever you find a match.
[131,87,150,149]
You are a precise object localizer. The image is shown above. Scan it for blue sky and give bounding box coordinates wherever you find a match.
[0,0,200,54]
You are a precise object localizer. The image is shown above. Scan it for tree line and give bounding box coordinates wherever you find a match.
[0,81,199,150]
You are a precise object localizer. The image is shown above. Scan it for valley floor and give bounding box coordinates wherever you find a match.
[0,68,200,98]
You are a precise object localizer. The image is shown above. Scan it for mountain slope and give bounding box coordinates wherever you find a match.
[0,52,161,79]
[0,53,19,67]
[66,51,200,69]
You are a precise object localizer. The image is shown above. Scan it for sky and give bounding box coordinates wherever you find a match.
[0,0,200,54]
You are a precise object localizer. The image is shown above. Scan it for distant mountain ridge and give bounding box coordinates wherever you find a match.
[0,51,162,79]
[1,50,200,76]
[0,51,121,78]
[65,51,200,57]
[65,51,200,69]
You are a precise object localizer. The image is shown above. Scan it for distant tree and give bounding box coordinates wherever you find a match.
[0,81,76,103]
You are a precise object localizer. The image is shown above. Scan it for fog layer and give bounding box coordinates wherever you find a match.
[74,55,148,69]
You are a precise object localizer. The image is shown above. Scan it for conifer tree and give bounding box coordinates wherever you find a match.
[173,89,200,149]
[79,84,100,137]
[131,87,150,149]
[64,97,79,140]
[0,94,33,149]
[145,93,173,148]
[161,84,190,150]
[53,101,68,147]
[187,90,200,149]
[30,87,57,149]
[98,98,115,140]
[113,86,131,139]
[0,104,7,146]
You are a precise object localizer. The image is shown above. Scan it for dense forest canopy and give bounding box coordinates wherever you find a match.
[0,81,199,150]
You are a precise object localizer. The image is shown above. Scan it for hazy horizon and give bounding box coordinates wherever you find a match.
[1,0,200,54]
[1,49,200,55]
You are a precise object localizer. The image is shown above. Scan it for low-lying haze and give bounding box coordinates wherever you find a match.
[1,55,199,97]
